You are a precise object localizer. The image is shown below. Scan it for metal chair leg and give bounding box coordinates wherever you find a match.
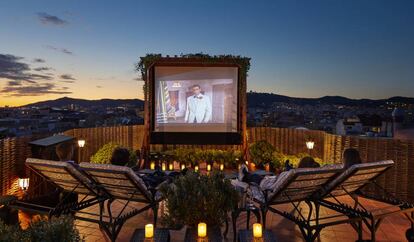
[261,205,268,229]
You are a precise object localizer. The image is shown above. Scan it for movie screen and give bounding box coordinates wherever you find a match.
[154,66,238,132]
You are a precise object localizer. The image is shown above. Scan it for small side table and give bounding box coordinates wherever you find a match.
[130,228,170,242]
[238,229,278,242]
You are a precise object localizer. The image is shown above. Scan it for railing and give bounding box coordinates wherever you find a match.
[1,125,413,202]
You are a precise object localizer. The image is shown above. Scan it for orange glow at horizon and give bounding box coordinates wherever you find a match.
[0,81,144,107]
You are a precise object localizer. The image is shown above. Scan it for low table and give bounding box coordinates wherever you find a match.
[130,228,170,242]
[238,229,278,242]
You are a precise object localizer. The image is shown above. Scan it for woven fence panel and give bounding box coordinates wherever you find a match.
[0,137,32,196]
[64,125,144,163]
[2,125,414,202]
[247,127,326,159]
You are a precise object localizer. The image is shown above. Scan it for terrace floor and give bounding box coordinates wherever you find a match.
[48,196,411,242]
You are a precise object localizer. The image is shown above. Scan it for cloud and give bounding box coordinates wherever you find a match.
[0,53,71,97]
[7,81,22,86]
[33,58,45,63]
[96,85,102,88]
[59,74,76,80]
[2,83,72,97]
[45,45,73,55]
[37,12,68,26]
[33,67,53,72]
[0,54,52,82]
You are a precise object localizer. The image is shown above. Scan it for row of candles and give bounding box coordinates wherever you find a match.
[150,161,225,172]
[144,222,263,239]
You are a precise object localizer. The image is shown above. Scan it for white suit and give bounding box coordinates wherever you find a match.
[184,93,212,123]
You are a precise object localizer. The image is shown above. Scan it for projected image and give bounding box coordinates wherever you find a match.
[154,66,238,132]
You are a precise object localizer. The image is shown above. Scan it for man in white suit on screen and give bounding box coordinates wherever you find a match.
[184,84,212,123]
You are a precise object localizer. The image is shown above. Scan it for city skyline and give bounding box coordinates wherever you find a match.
[1,0,414,107]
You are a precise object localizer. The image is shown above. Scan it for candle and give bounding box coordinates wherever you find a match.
[253,223,262,238]
[207,164,211,172]
[194,165,199,172]
[150,162,155,170]
[145,224,154,238]
[161,163,166,171]
[169,163,173,171]
[198,222,207,238]
[181,163,186,170]
[18,178,29,190]
[219,164,224,171]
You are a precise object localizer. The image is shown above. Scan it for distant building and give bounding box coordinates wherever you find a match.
[335,115,393,137]
[393,108,414,140]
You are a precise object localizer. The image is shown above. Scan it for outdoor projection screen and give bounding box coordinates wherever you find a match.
[151,66,240,144]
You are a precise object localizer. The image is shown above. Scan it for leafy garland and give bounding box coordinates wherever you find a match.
[135,53,251,80]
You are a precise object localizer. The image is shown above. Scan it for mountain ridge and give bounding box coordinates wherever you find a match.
[19,93,414,108]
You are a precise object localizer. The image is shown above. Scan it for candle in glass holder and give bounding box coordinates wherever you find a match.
[18,178,29,191]
[161,162,166,171]
[253,223,262,238]
[181,163,186,170]
[207,164,211,172]
[145,224,154,238]
[198,222,207,238]
[194,165,199,172]
[219,164,224,171]
[169,163,173,171]
[150,162,155,170]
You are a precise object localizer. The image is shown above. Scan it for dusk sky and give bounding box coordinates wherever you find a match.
[1,0,413,106]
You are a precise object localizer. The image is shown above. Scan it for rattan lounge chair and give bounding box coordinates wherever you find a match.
[22,158,106,217]
[244,165,344,241]
[79,162,163,242]
[315,160,414,241]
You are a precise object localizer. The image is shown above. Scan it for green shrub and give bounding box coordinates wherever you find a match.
[90,143,137,167]
[0,220,27,242]
[0,216,83,242]
[275,152,327,168]
[249,140,275,166]
[28,216,83,242]
[160,171,239,227]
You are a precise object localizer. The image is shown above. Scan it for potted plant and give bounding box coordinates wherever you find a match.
[249,140,275,170]
[270,151,283,173]
[0,215,83,242]
[230,150,243,169]
[160,171,239,239]
[203,149,215,170]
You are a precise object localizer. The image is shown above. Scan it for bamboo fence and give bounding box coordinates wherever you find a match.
[1,125,413,202]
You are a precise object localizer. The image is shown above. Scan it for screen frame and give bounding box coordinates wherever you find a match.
[149,63,242,144]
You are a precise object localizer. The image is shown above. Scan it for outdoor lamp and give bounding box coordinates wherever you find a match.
[306,141,315,150]
[18,178,29,191]
[145,224,154,238]
[198,222,207,238]
[253,223,262,238]
[78,139,86,148]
